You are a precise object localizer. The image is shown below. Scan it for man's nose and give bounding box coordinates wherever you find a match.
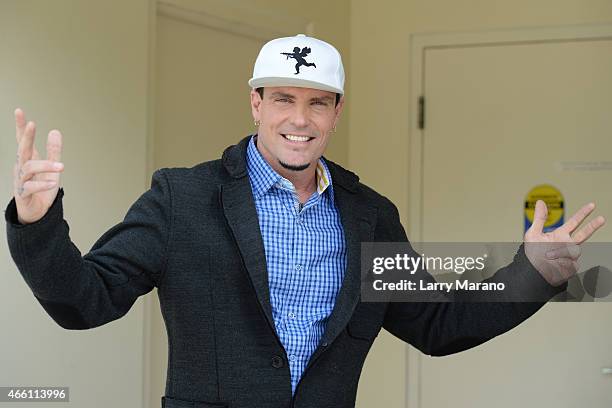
[289,104,309,128]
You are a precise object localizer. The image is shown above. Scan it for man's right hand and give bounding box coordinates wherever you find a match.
[13,108,65,225]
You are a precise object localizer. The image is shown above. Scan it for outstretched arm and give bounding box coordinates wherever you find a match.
[6,109,172,330]
[5,172,171,330]
[381,200,604,356]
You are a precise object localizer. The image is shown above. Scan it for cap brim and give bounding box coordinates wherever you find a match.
[248,77,343,95]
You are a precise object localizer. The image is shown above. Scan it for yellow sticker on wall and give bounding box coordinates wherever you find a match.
[524,184,564,233]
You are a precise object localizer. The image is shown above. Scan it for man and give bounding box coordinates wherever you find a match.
[5,34,605,408]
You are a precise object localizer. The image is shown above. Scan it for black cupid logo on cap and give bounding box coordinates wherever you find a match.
[280,47,317,75]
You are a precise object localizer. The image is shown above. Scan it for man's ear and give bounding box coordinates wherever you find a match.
[250,89,262,120]
[334,95,345,122]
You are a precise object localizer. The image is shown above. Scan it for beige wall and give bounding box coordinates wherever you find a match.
[349,1,612,407]
[0,0,152,406]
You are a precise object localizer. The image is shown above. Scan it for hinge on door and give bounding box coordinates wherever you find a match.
[418,96,425,130]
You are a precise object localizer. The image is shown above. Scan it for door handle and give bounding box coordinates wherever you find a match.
[602,368,612,375]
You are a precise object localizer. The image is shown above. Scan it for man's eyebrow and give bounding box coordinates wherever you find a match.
[311,96,334,102]
[270,92,295,99]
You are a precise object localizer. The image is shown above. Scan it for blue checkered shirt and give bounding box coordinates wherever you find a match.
[246,135,347,395]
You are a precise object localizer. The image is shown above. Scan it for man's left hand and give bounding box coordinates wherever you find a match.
[524,200,606,286]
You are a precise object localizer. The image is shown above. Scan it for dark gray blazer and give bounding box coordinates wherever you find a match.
[5,135,565,408]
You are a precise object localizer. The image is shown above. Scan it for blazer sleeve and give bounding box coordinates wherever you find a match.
[380,201,567,356]
[4,169,172,330]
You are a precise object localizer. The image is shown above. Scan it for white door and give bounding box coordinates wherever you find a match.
[417,34,612,407]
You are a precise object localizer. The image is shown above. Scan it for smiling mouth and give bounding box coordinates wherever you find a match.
[281,134,315,142]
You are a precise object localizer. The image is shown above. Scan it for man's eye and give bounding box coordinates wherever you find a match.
[276,98,290,103]
[312,101,327,106]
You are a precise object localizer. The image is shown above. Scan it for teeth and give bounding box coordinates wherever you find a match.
[284,134,310,142]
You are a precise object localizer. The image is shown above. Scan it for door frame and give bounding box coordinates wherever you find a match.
[407,23,612,408]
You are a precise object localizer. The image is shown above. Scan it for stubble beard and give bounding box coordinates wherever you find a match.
[279,160,310,172]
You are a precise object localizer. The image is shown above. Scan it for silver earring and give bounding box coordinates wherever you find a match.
[254,119,261,126]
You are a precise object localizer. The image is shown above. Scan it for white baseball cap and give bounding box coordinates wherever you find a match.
[248,34,345,95]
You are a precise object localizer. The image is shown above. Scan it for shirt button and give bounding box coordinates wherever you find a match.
[271,355,284,369]
[289,354,297,362]
[321,341,328,347]
[295,264,302,271]
[288,312,296,319]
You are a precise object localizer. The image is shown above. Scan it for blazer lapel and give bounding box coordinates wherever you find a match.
[220,179,277,335]
[219,136,277,335]
[305,161,377,369]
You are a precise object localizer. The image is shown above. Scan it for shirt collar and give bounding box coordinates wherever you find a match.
[246,135,333,200]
